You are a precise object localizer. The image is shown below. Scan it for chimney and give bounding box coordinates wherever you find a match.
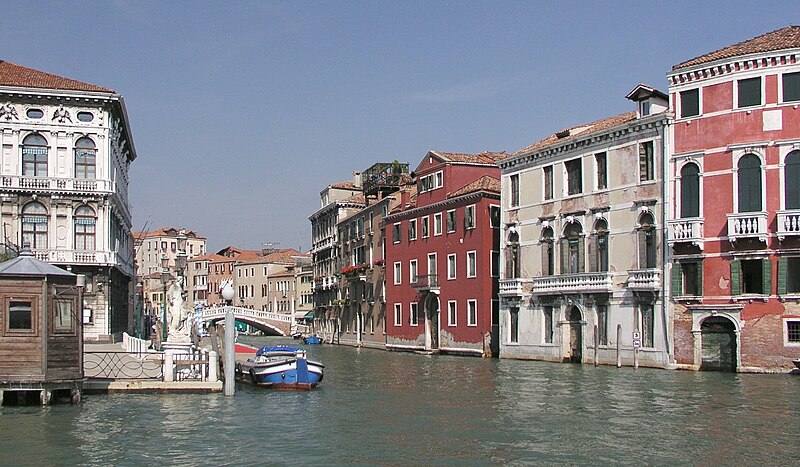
[353,171,362,188]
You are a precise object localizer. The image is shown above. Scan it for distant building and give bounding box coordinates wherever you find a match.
[667,26,800,372]
[497,86,670,367]
[385,151,504,356]
[0,60,137,341]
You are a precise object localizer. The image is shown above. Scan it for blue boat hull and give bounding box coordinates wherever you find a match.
[304,336,322,345]
[238,355,324,390]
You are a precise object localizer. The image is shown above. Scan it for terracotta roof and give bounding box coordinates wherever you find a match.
[238,248,305,265]
[0,60,114,93]
[673,25,800,70]
[431,151,509,165]
[330,181,361,190]
[134,227,205,240]
[513,112,637,156]
[188,253,226,262]
[448,175,501,198]
[343,193,366,204]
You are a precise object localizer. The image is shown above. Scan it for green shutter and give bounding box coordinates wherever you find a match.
[638,230,648,269]
[578,237,585,273]
[778,256,788,295]
[698,261,703,295]
[763,257,772,296]
[671,264,683,297]
[730,260,741,296]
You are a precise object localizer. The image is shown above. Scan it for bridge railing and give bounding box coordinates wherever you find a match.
[200,305,292,323]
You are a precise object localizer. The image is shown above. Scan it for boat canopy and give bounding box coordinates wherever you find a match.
[256,345,302,357]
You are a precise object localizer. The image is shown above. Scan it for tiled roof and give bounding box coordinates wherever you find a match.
[330,181,361,190]
[673,25,800,70]
[431,151,509,165]
[0,60,114,93]
[189,253,226,262]
[238,248,305,265]
[448,175,501,198]
[513,112,637,156]
[134,227,205,240]
[343,193,366,204]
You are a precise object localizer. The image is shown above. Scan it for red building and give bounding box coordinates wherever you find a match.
[668,26,800,371]
[384,151,504,356]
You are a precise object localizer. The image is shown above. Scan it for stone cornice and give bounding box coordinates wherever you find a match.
[385,190,499,222]
[668,49,800,88]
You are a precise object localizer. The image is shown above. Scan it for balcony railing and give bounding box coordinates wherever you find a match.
[777,209,800,240]
[668,217,704,248]
[499,278,532,297]
[627,269,661,291]
[727,212,768,242]
[32,248,119,265]
[531,272,612,295]
[2,175,113,193]
[411,274,439,291]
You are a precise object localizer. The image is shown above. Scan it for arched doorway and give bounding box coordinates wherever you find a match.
[700,317,737,371]
[567,306,582,363]
[424,293,440,350]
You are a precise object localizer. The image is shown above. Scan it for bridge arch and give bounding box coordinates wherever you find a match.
[198,306,293,337]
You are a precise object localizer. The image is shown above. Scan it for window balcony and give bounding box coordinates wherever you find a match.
[411,274,439,292]
[32,248,133,276]
[777,209,800,240]
[2,176,112,194]
[727,211,768,242]
[667,217,704,249]
[531,272,612,295]
[499,278,532,297]
[626,269,661,291]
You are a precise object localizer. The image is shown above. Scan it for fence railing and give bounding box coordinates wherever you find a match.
[84,345,218,382]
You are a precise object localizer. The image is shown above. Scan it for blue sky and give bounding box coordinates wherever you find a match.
[3,1,799,252]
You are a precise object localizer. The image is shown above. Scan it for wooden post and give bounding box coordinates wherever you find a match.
[224,310,235,396]
[594,325,599,367]
[616,324,622,368]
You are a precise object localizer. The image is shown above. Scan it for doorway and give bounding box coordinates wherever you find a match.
[700,317,737,371]
[424,293,440,350]
[568,306,582,363]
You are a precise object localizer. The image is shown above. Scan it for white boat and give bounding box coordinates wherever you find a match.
[236,346,324,389]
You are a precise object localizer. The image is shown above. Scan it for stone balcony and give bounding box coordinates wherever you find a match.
[777,209,800,240]
[531,272,612,296]
[668,217,704,249]
[499,278,532,297]
[2,175,113,194]
[727,211,768,242]
[32,248,134,276]
[626,269,661,291]
[411,274,439,292]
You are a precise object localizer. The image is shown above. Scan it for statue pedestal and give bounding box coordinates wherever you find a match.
[161,342,193,353]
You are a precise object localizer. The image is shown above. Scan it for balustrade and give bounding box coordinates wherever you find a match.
[3,175,112,193]
[777,209,800,239]
[727,212,768,241]
[531,272,612,295]
[499,278,531,297]
[627,269,661,291]
[668,218,704,246]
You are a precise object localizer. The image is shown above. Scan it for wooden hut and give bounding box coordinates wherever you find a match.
[0,250,83,405]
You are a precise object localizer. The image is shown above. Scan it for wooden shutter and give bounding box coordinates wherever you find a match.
[681,163,700,218]
[786,152,800,210]
[778,256,788,295]
[697,261,703,296]
[762,257,772,296]
[730,260,741,296]
[578,237,585,273]
[671,263,683,297]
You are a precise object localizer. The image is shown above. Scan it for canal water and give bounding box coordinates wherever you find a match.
[2,337,799,465]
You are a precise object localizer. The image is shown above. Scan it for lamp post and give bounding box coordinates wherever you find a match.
[161,253,169,341]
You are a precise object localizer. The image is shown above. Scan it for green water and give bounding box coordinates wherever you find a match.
[2,337,799,465]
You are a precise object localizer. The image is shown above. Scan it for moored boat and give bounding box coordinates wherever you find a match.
[793,358,800,370]
[236,346,324,389]
[304,335,322,345]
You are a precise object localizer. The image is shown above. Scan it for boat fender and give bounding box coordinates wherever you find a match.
[281,373,286,379]
[249,369,258,384]
[235,363,242,377]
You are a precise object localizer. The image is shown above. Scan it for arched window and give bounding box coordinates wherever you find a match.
[506,230,520,278]
[541,227,554,276]
[638,212,657,269]
[590,219,609,272]
[738,153,762,212]
[22,202,48,249]
[561,222,584,274]
[680,162,700,218]
[74,205,96,250]
[75,137,96,179]
[22,133,48,177]
[786,150,800,210]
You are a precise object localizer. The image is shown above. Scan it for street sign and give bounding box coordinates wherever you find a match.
[633,331,641,349]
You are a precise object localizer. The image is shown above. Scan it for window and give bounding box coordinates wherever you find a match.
[541,227,555,275]
[778,257,800,295]
[433,213,443,236]
[393,262,401,285]
[639,141,654,182]
[74,206,96,251]
[785,151,800,209]
[22,133,48,177]
[447,254,456,280]
[639,305,654,348]
[672,261,703,297]
[738,154,762,212]
[783,72,800,103]
[731,258,771,296]
[22,202,48,249]
[640,100,651,117]
[54,299,73,333]
[77,111,94,122]
[680,88,700,118]
[591,219,609,273]
[566,158,582,195]
[738,77,761,108]
[446,210,456,233]
[787,320,800,344]
[467,251,476,278]
[427,253,437,278]
[394,303,402,326]
[8,300,33,331]
[410,302,419,326]
[561,223,584,274]
[422,216,430,238]
[26,108,43,119]
[680,162,700,218]
[638,213,657,269]
[510,174,519,207]
[392,223,401,243]
[543,165,553,200]
[448,301,457,326]
[509,307,519,343]
[595,152,607,190]
[467,300,477,326]
[489,206,500,228]
[597,304,608,346]
[435,172,443,188]
[506,231,520,278]
[410,259,417,284]
[491,251,500,277]
[464,205,475,230]
[543,306,553,343]
[75,137,96,179]
[408,219,417,241]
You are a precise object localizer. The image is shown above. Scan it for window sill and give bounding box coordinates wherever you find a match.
[673,295,703,303]
[779,294,800,302]
[732,295,769,303]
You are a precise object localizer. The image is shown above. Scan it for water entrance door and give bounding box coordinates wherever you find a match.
[425,293,440,350]
[701,317,737,371]
[568,307,582,363]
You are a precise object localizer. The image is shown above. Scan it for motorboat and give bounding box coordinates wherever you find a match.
[304,335,322,345]
[236,346,324,389]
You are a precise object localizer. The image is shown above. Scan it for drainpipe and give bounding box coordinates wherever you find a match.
[660,115,673,364]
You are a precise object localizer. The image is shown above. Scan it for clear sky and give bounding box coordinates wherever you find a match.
[3,1,799,252]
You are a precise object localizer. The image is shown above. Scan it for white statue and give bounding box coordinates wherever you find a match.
[166,278,192,342]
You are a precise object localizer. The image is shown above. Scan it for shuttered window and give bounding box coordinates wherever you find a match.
[680,162,700,218]
[738,154,762,212]
[778,256,800,295]
[783,72,800,103]
[732,258,771,295]
[680,88,700,118]
[673,261,703,297]
[639,141,654,182]
[738,77,762,108]
[510,174,519,207]
[566,158,582,195]
[543,166,554,200]
[786,151,800,210]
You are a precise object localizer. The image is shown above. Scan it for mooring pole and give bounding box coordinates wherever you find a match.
[594,325,599,367]
[616,324,622,368]
[224,309,235,396]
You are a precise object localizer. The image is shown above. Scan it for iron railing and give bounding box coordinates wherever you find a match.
[83,351,163,379]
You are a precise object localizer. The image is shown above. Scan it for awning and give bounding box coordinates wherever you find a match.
[295,311,314,319]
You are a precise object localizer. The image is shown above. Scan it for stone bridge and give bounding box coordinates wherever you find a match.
[199,306,295,336]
